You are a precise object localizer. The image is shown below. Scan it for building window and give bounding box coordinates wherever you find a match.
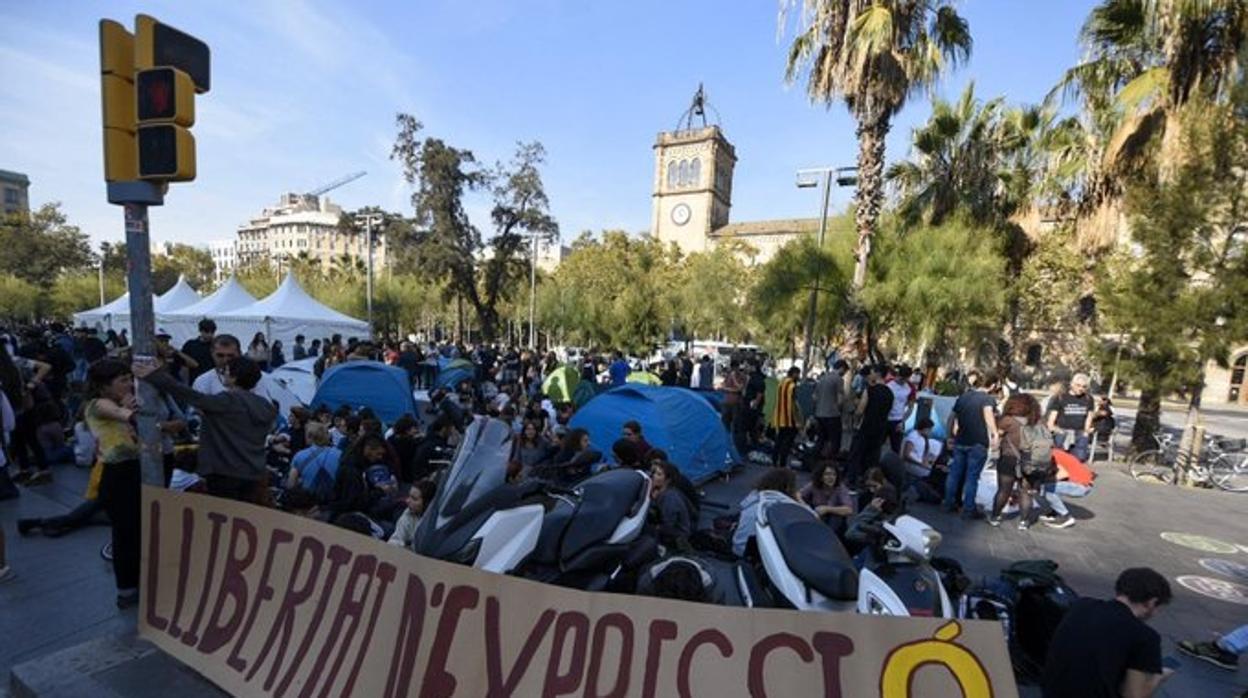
[689,158,701,187]
[667,161,677,189]
[3,189,17,205]
[678,160,689,188]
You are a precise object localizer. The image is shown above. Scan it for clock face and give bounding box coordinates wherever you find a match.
[671,203,692,226]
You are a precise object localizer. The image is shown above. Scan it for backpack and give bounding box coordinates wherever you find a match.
[1018,421,1054,477]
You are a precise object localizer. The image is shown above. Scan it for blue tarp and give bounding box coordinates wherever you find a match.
[903,392,956,439]
[311,361,416,426]
[569,384,739,485]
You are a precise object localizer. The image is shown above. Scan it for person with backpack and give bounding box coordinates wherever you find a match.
[286,421,343,502]
[990,393,1049,529]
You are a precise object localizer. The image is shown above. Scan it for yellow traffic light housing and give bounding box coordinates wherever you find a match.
[134,14,211,93]
[99,19,137,182]
[138,125,196,181]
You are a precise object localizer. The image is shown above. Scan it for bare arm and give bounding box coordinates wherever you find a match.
[27,359,52,386]
[983,406,998,448]
[1046,409,1058,431]
[92,397,134,423]
[1120,668,1168,698]
[1083,400,1095,433]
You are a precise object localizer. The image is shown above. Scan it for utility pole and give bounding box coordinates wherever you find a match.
[529,232,539,350]
[356,212,384,335]
[98,242,107,306]
[795,166,857,377]
[99,14,210,487]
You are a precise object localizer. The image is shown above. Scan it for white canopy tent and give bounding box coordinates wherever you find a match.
[158,276,258,346]
[215,274,370,348]
[74,276,201,335]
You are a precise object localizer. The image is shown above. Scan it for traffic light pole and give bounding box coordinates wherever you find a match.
[112,181,167,487]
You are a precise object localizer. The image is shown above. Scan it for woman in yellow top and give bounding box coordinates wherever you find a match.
[83,358,142,608]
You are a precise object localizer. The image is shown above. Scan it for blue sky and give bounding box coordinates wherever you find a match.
[0,1,1093,249]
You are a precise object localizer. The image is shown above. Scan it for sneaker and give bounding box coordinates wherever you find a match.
[1018,520,1032,530]
[0,565,13,583]
[1043,515,1076,529]
[1038,513,1061,524]
[987,516,1002,527]
[1177,640,1237,670]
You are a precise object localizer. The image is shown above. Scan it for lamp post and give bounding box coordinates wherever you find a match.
[795,166,857,377]
[528,232,539,350]
[355,212,384,334]
[98,242,107,306]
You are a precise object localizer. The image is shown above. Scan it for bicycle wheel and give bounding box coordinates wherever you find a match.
[1128,450,1174,484]
[1208,452,1248,492]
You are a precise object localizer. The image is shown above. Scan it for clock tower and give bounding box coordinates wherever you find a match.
[651,86,736,255]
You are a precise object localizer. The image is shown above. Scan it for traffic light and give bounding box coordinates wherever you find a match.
[99,20,137,181]
[132,15,209,182]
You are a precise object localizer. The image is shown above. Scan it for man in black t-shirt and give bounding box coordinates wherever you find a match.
[1044,567,1173,698]
[180,319,216,383]
[1046,372,1095,462]
[847,365,893,485]
[943,370,998,518]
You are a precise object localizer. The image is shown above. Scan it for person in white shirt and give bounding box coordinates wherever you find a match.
[886,366,916,453]
[190,334,283,402]
[389,480,436,547]
[902,417,943,479]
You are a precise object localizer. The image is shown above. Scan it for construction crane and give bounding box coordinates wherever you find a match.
[306,170,366,197]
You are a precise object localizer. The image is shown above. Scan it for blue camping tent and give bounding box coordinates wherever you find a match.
[569,385,738,484]
[311,361,416,426]
[434,356,475,391]
[903,392,956,439]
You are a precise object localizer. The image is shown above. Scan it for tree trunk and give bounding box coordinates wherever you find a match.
[1132,388,1163,453]
[852,114,890,290]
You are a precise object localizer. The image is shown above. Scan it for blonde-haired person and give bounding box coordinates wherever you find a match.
[286,420,343,498]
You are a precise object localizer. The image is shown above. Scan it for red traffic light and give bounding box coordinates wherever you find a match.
[136,67,194,127]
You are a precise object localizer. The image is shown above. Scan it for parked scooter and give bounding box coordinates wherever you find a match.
[412,417,656,589]
[635,554,771,607]
[409,417,545,574]
[753,491,953,617]
[515,467,655,591]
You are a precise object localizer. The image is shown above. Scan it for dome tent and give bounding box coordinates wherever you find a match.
[215,274,369,348]
[311,361,415,426]
[569,384,739,485]
[158,276,258,346]
[541,365,580,403]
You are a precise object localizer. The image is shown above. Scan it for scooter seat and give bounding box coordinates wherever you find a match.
[767,502,858,601]
[560,469,647,560]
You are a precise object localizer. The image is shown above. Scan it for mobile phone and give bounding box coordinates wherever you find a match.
[1162,656,1181,671]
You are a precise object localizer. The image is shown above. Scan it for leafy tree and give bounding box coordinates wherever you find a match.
[749,226,852,356]
[0,275,39,321]
[391,115,557,342]
[0,203,93,288]
[52,274,125,318]
[539,231,677,353]
[1097,91,1248,450]
[153,243,215,292]
[780,0,972,288]
[672,241,756,342]
[861,217,1007,366]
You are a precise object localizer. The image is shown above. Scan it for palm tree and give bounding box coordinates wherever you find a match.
[329,253,366,282]
[780,0,972,288]
[887,83,1007,227]
[1054,0,1248,246]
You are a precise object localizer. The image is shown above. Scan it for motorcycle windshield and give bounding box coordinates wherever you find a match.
[412,416,515,555]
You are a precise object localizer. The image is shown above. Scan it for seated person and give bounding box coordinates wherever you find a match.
[326,435,389,518]
[364,464,406,525]
[544,428,600,485]
[862,466,899,516]
[645,449,700,518]
[410,415,455,482]
[387,414,422,482]
[798,461,855,532]
[733,468,800,559]
[286,422,343,502]
[612,438,646,470]
[649,461,696,553]
[389,479,436,547]
[901,418,943,479]
[515,419,553,473]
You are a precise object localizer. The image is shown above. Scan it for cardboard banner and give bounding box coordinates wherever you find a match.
[139,486,1019,697]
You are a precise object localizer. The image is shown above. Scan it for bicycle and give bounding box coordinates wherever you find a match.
[1128,431,1248,492]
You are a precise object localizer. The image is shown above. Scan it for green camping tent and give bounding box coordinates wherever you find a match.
[542,365,581,403]
[626,370,662,386]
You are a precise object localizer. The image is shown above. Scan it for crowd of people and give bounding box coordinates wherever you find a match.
[2,320,1242,695]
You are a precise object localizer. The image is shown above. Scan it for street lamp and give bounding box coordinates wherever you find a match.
[795,166,857,377]
[354,212,385,334]
[524,231,553,350]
